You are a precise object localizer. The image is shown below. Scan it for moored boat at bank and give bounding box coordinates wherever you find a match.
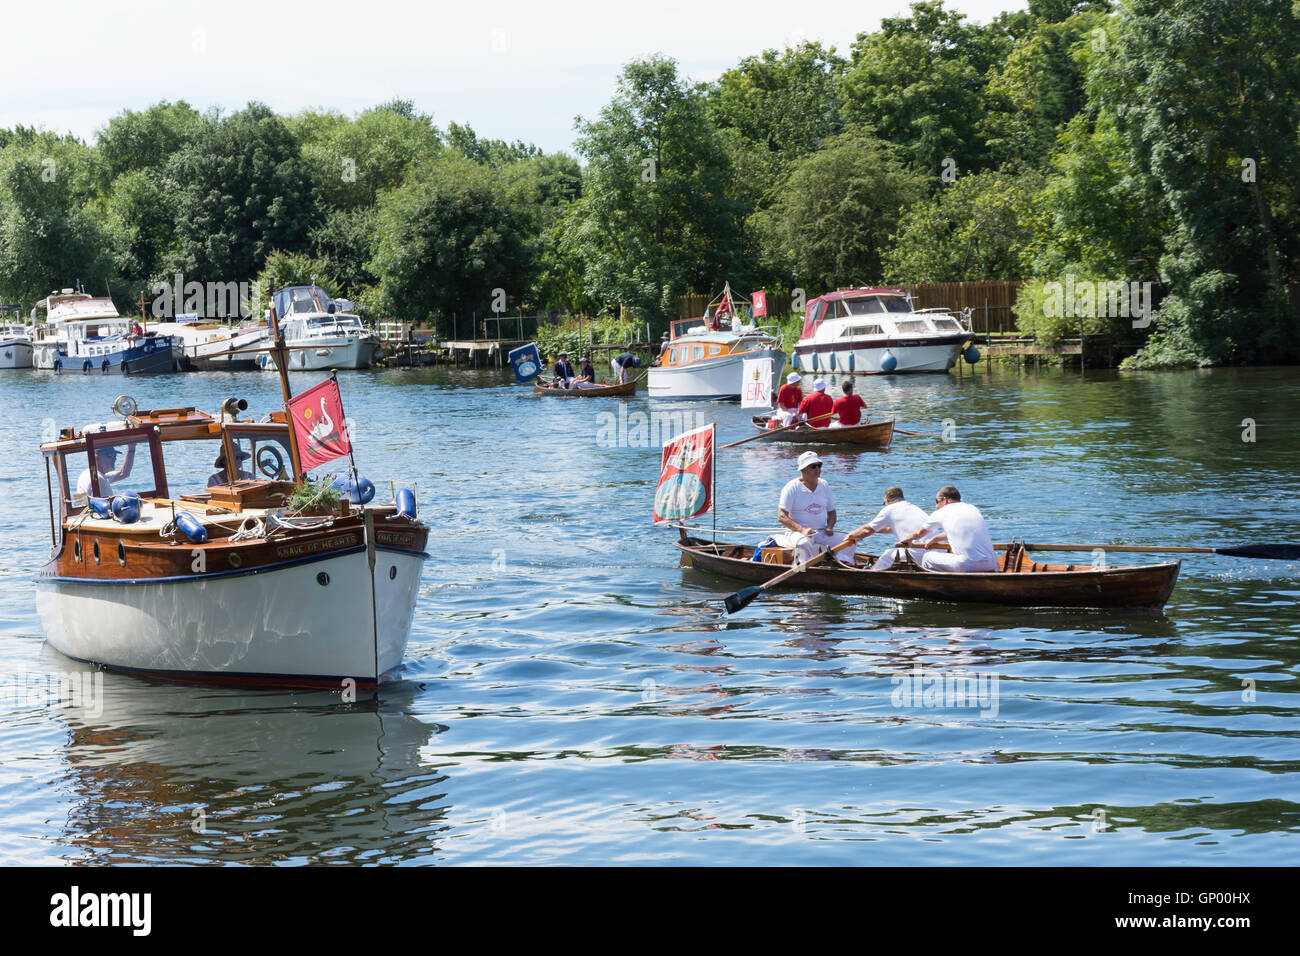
[257,286,380,371]
[794,288,973,375]
[0,322,34,369]
[33,290,179,374]
[648,284,785,400]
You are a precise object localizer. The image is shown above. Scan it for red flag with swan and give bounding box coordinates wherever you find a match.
[288,377,352,471]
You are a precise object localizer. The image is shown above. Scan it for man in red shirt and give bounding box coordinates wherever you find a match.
[831,380,867,427]
[772,372,803,426]
[797,378,835,428]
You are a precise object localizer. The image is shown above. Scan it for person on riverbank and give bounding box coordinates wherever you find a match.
[896,485,997,572]
[773,451,856,567]
[831,380,867,427]
[847,486,930,570]
[611,351,641,383]
[771,373,803,427]
[797,378,835,428]
[552,351,575,387]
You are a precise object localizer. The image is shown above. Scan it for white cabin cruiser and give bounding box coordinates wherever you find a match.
[0,321,34,368]
[793,288,974,375]
[260,286,380,371]
[648,285,785,400]
[32,290,179,374]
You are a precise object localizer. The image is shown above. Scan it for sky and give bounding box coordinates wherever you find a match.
[2,0,1026,155]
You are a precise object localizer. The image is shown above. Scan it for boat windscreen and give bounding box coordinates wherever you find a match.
[72,435,164,506]
[844,297,911,315]
[229,432,294,482]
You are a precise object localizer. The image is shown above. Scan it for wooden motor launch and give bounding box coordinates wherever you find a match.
[34,284,429,688]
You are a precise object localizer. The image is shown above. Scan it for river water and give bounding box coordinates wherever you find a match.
[0,363,1296,865]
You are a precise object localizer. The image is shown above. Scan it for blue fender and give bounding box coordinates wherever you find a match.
[175,511,207,543]
[396,488,417,520]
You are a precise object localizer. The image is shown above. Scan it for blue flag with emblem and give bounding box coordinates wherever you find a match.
[508,342,543,383]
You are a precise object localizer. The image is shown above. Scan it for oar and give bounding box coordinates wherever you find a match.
[994,542,1300,561]
[724,537,857,614]
[719,411,834,449]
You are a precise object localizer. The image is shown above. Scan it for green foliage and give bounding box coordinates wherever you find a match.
[1013,269,1143,346]
[257,250,338,297]
[535,316,644,364]
[96,101,204,180]
[368,154,531,332]
[762,129,924,290]
[566,56,746,325]
[286,475,342,514]
[298,105,442,210]
[884,168,1044,282]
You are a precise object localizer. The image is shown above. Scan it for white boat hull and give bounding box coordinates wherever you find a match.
[261,335,374,371]
[36,548,424,684]
[0,339,33,368]
[793,337,966,374]
[648,348,786,399]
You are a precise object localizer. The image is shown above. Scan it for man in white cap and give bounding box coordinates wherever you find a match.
[796,377,835,428]
[772,372,803,426]
[773,451,856,566]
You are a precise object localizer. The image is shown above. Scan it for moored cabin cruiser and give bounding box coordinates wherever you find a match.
[32,290,179,374]
[793,288,973,375]
[648,285,785,400]
[0,322,34,368]
[35,396,429,687]
[257,286,380,371]
[150,314,271,371]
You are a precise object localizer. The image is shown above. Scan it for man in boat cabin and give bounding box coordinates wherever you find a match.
[774,451,857,567]
[552,351,575,387]
[847,486,930,570]
[830,380,867,428]
[611,351,642,383]
[896,485,998,572]
[571,355,597,388]
[75,443,136,504]
[208,448,254,487]
[796,378,835,428]
[771,373,803,427]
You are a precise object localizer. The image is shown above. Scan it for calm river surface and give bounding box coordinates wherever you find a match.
[0,363,1297,865]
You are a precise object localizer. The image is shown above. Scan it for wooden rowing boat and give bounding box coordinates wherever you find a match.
[674,534,1180,610]
[533,379,636,397]
[750,415,894,449]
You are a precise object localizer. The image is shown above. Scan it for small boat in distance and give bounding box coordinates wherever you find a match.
[675,534,1180,610]
[533,380,636,397]
[794,288,973,375]
[0,317,34,369]
[748,414,894,449]
[258,285,380,371]
[648,283,785,400]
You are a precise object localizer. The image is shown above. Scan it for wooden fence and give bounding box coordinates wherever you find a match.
[678,281,1025,335]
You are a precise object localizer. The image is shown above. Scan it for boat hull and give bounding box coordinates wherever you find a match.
[0,339,33,368]
[261,336,373,371]
[648,348,786,400]
[675,537,1180,610]
[533,380,636,397]
[185,327,271,371]
[749,415,894,448]
[793,336,966,374]
[36,547,425,685]
[55,337,179,375]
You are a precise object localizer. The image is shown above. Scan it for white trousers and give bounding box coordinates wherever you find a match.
[610,358,627,383]
[775,530,855,566]
[920,551,998,572]
[772,409,796,427]
[871,547,927,571]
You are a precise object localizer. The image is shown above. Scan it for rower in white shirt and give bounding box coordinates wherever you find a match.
[896,485,998,572]
[773,451,856,566]
[846,486,932,570]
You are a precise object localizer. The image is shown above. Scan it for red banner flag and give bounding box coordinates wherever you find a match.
[751,290,767,318]
[654,424,714,523]
[288,377,352,472]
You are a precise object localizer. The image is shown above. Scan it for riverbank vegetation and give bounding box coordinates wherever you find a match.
[1,0,1297,367]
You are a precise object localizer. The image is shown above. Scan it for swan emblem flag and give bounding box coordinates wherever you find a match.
[288,377,352,471]
[653,424,714,523]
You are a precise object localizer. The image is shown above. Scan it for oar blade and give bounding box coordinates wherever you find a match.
[1214,543,1300,561]
[724,586,763,615]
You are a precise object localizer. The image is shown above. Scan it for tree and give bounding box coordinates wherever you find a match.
[566,56,745,324]
[761,129,924,291]
[1100,0,1300,366]
[883,168,1044,282]
[298,105,442,210]
[97,101,204,180]
[368,154,531,332]
[163,103,318,283]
